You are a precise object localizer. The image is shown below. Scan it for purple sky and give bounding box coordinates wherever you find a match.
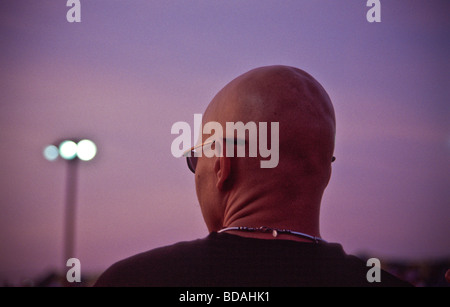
[1,1,449,284]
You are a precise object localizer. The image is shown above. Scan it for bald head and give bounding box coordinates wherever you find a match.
[204,65,335,174]
[205,65,334,124]
[196,65,336,234]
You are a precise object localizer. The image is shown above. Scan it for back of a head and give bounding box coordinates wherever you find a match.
[204,65,336,195]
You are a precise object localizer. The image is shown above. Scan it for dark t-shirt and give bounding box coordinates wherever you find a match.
[94,232,412,287]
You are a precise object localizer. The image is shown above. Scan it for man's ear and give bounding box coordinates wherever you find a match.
[214,155,231,191]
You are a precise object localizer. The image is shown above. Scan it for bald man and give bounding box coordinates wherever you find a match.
[95,65,411,287]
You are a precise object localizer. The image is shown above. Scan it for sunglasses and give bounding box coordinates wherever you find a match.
[182,139,336,174]
[182,138,246,173]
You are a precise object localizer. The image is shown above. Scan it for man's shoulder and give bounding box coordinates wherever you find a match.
[94,236,211,287]
[333,253,413,287]
[94,233,413,287]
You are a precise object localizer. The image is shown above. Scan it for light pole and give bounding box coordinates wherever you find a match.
[43,139,97,284]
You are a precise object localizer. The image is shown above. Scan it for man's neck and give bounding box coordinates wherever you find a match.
[220,192,322,243]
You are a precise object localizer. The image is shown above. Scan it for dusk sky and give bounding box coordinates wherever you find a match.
[1,1,449,284]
